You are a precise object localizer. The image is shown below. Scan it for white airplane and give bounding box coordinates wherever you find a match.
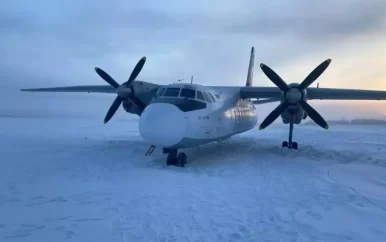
[21,47,386,167]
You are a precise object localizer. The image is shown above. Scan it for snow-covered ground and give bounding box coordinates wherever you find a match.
[1,117,386,242]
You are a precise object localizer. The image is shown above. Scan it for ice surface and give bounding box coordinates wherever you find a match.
[0,117,386,242]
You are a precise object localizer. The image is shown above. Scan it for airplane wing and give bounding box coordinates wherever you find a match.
[240,87,282,99]
[240,87,386,100]
[252,98,281,105]
[20,85,116,94]
[306,87,386,100]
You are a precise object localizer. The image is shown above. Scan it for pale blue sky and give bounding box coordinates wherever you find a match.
[1,0,385,119]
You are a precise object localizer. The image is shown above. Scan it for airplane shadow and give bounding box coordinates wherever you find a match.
[76,134,369,174]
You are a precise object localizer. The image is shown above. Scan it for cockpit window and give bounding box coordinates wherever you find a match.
[179,88,196,99]
[196,91,205,101]
[163,88,181,97]
[202,92,212,103]
[207,92,216,102]
[156,87,165,97]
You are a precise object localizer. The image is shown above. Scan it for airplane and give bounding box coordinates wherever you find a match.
[21,47,386,167]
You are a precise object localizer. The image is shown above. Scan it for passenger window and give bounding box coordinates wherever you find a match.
[207,92,216,102]
[180,88,196,99]
[196,91,205,101]
[203,92,212,103]
[163,88,180,97]
[156,87,165,97]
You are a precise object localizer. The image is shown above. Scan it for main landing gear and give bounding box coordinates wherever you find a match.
[163,148,187,167]
[282,122,298,150]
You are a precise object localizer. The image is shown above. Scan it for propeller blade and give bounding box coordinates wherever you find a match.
[95,67,120,88]
[298,59,331,89]
[127,56,146,85]
[298,100,328,129]
[259,102,289,130]
[104,96,123,124]
[260,63,289,92]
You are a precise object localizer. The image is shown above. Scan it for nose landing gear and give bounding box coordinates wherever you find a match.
[165,149,187,167]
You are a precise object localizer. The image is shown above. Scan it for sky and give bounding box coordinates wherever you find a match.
[1,0,386,120]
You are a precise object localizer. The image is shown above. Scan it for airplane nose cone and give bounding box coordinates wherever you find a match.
[139,103,186,147]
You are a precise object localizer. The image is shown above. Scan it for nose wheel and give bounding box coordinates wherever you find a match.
[166,149,187,167]
[282,122,298,150]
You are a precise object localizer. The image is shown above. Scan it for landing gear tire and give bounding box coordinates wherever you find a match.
[283,141,298,149]
[166,150,187,167]
[166,150,177,166]
[166,156,175,166]
[177,153,187,167]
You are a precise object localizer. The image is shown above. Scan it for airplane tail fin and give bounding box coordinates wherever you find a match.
[246,46,254,87]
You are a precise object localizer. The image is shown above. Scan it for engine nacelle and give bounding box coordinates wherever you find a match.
[122,100,142,116]
[281,105,304,124]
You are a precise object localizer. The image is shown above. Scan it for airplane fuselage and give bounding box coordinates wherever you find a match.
[138,83,258,149]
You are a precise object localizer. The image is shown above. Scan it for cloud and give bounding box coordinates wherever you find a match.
[1,0,385,119]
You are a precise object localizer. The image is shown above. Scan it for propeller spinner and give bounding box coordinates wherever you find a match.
[259,59,331,130]
[94,57,146,124]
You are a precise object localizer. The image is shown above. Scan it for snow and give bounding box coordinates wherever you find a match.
[1,117,386,242]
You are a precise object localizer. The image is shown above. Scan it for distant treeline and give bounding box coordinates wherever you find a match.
[303,118,386,125]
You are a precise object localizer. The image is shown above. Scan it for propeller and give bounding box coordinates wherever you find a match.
[95,56,146,124]
[259,59,331,130]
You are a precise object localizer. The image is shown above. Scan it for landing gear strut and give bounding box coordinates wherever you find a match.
[282,122,298,149]
[166,149,187,167]
[162,148,171,154]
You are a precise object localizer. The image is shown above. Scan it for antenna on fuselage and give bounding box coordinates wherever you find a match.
[215,90,222,99]
[190,76,193,84]
[174,76,189,84]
